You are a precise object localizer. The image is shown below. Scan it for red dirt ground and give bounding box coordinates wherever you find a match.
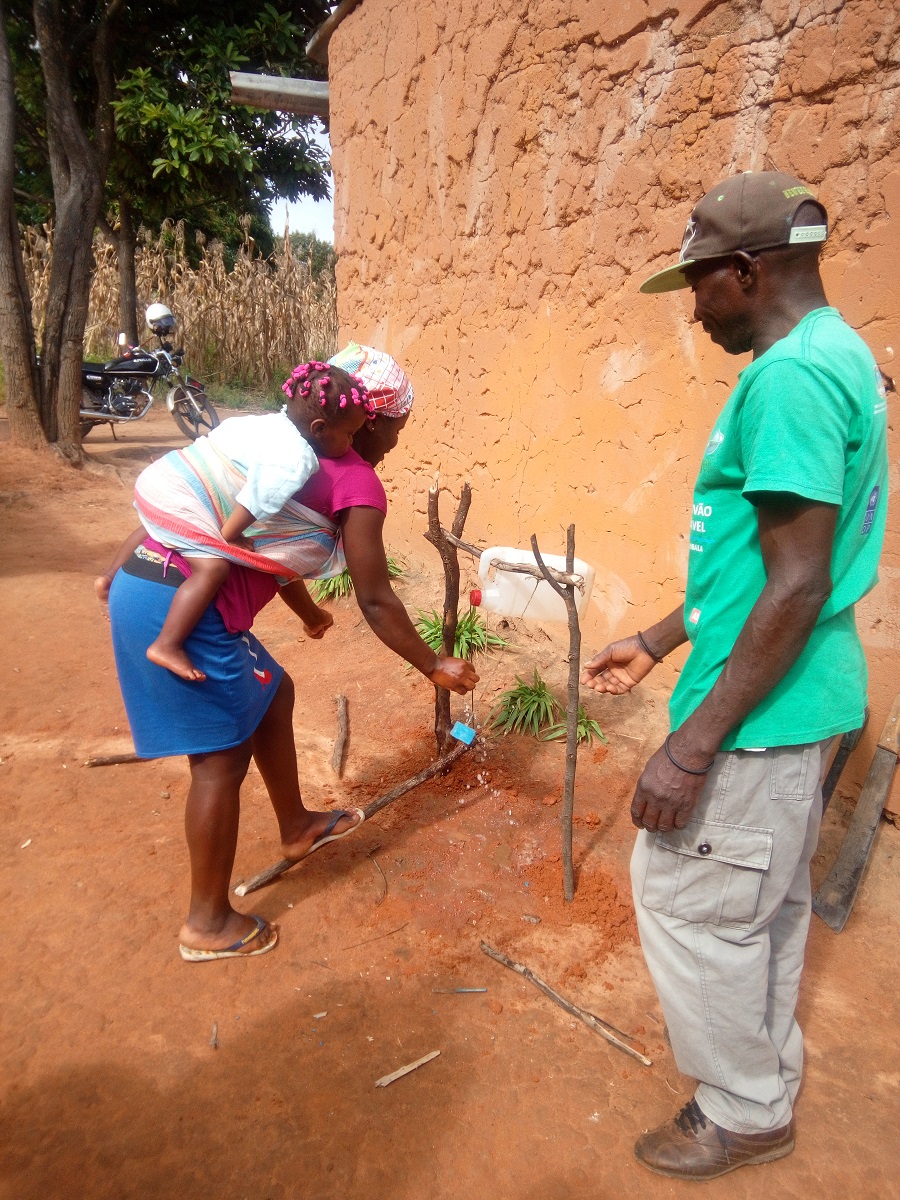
[1,406,898,1200]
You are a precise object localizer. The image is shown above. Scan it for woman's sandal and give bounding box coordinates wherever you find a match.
[179,914,278,962]
[295,808,365,861]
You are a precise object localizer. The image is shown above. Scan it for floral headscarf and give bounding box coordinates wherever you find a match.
[328,342,414,417]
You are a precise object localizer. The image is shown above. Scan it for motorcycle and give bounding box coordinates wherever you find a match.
[79,303,220,441]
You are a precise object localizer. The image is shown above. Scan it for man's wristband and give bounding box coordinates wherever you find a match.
[664,733,715,776]
[637,630,664,663]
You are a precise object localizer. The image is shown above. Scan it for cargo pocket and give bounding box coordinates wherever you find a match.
[641,818,773,927]
[769,743,817,800]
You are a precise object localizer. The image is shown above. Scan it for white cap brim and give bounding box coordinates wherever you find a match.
[639,260,695,294]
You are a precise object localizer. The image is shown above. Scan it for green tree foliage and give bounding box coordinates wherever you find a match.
[12,1,331,256]
[2,0,332,451]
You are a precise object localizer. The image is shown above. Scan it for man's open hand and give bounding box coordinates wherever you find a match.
[581,635,659,695]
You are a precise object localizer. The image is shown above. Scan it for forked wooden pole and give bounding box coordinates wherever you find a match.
[425,474,472,756]
[531,528,581,902]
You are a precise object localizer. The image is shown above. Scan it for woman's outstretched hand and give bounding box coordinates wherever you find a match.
[581,635,659,695]
[427,656,480,696]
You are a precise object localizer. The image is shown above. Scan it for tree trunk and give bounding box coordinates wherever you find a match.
[32,0,122,459]
[0,1,45,449]
[531,528,582,902]
[115,197,139,345]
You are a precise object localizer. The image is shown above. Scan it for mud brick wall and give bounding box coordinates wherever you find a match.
[328,0,900,810]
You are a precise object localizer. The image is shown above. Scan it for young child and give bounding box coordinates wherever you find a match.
[98,361,372,681]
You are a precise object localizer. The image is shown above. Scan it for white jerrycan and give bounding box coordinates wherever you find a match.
[475,546,595,622]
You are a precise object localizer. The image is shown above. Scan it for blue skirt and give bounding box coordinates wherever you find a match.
[108,559,284,759]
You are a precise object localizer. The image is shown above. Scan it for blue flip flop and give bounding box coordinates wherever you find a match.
[297,807,365,861]
[179,914,278,962]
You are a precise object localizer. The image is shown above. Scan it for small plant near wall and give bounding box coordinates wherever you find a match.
[489,670,561,737]
[310,557,404,602]
[415,607,509,660]
[544,707,607,746]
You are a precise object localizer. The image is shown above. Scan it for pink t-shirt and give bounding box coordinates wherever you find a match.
[294,446,387,521]
[142,448,387,633]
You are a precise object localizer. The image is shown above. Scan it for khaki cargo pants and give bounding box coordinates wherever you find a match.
[631,740,830,1133]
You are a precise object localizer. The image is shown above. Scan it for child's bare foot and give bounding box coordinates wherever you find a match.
[94,573,113,603]
[146,639,207,681]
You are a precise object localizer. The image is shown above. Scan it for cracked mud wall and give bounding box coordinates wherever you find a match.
[328,0,900,808]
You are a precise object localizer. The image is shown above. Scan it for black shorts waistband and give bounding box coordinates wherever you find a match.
[121,544,188,589]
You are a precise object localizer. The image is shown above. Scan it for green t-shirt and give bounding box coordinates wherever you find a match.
[670,307,889,748]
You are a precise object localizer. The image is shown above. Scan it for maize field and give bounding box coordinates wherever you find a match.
[20,219,339,390]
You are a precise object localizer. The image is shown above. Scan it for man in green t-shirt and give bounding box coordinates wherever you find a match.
[582,171,888,1180]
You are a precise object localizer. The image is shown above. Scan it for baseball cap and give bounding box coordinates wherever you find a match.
[640,170,828,294]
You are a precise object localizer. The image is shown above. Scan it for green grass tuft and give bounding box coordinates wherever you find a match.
[415,607,509,660]
[310,557,404,603]
[489,669,560,737]
[543,707,608,745]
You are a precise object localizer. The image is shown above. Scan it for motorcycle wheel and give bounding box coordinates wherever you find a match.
[170,383,220,440]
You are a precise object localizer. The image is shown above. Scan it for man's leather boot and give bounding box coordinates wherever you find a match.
[634,1098,795,1180]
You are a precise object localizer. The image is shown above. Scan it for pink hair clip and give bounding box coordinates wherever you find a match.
[357,383,375,417]
[339,393,348,408]
[282,361,312,396]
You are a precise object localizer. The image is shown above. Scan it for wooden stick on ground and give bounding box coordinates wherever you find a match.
[233,742,470,897]
[331,694,349,777]
[481,941,652,1067]
[374,1050,440,1088]
[83,752,147,767]
[363,740,467,818]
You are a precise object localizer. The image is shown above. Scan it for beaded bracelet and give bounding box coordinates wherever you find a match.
[664,733,715,776]
[637,630,663,663]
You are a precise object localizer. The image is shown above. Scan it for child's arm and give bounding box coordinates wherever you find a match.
[219,503,257,544]
[95,526,147,603]
[279,579,334,639]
